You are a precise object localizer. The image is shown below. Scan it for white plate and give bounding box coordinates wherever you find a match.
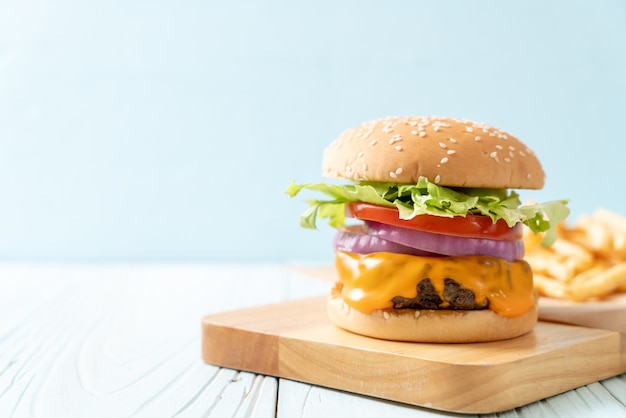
[539,293,626,333]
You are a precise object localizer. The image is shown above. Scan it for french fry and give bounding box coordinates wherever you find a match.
[564,262,626,301]
[524,249,574,282]
[594,208,626,231]
[523,208,626,301]
[551,237,592,260]
[590,209,626,257]
[573,215,613,254]
[532,274,567,299]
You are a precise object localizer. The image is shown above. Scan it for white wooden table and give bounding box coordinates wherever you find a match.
[0,263,624,417]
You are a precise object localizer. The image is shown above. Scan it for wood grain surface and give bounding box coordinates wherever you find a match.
[202,296,625,414]
[0,263,624,417]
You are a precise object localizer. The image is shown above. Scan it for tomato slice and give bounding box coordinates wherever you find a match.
[346,202,522,241]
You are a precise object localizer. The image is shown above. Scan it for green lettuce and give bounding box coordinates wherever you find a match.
[285,177,569,247]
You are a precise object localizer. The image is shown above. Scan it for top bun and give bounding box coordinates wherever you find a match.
[322,116,545,189]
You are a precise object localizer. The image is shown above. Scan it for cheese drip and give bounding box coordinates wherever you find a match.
[335,250,534,318]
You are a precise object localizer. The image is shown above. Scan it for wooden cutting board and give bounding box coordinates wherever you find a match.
[201,296,626,414]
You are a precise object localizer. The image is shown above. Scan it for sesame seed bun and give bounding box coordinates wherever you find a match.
[322,116,545,189]
[327,288,539,343]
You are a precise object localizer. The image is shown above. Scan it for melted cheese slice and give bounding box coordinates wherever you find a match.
[335,250,534,318]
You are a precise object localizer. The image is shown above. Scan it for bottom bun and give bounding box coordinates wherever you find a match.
[327,290,538,343]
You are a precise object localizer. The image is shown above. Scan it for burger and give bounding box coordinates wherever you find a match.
[287,116,569,343]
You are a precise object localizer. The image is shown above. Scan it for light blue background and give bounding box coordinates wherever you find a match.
[0,0,624,262]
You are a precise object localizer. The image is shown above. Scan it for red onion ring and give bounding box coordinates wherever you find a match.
[364,220,524,261]
[333,225,438,257]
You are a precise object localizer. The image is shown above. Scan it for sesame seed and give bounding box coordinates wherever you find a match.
[474,136,481,141]
[370,140,377,146]
[465,126,474,133]
[389,134,402,144]
[504,157,511,163]
[490,151,500,163]
[496,144,503,150]
[434,175,441,183]
[395,145,403,151]
[389,171,397,179]
[509,151,514,158]
[440,157,449,164]
[434,126,440,132]
[519,150,526,157]
[438,142,447,149]
[447,149,456,155]
[509,146,515,150]
[383,312,390,320]
[419,131,426,137]
[345,165,352,172]
[410,130,418,135]
[449,137,457,143]
[526,173,532,179]
[357,152,364,158]
[362,163,368,171]
[414,311,421,318]
[396,167,403,174]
